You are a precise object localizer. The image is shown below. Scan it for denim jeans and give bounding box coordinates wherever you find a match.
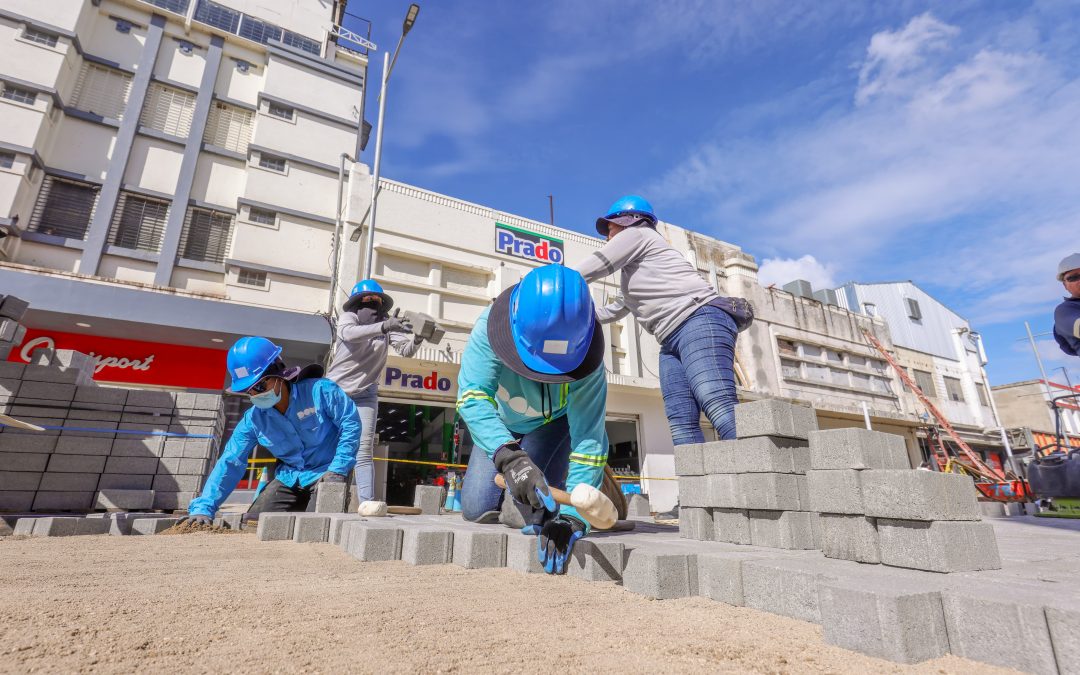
[460,415,571,521]
[659,304,739,444]
[349,385,380,502]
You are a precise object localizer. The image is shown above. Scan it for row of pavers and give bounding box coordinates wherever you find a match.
[253,511,1078,675]
[9,512,242,536]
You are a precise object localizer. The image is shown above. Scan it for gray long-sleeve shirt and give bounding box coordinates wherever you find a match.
[326,311,420,395]
[575,226,718,343]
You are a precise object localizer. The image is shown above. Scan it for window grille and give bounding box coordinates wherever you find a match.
[0,152,14,169]
[238,15,282,45]
[248,207,275,225]
[258,154,286,172]
[2,85,36,105]
[282,30,320,55]
[144,0,190,13]
[71,63,132,120]
[193,0,240,33]
[912,369,937,397]
[140,83,197,137]
[204,101,253,153]
[22,27,59,47]
[179,207,233,263]
[236,268,267,287]
[943,376,965,403]
[30,176,99,239]
[109,192,169,252]
[267,102,293,120]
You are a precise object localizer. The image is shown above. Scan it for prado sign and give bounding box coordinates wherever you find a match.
[8,329,227,389]
[382,366,456,397]
[494,222,563,265]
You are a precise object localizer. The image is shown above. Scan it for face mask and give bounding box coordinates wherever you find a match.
[249,381,281,409]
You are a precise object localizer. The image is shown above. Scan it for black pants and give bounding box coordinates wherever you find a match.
[248,479,316,516]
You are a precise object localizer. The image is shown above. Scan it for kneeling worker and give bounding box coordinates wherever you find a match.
[183,336,361,524]
[457,264,609,574]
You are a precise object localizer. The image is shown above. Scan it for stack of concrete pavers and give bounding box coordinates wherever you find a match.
[675,399,818,550]
[807,428,1001,572]
[0,295,31,361]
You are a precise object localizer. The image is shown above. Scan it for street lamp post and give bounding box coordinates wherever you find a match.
[361,3,419,280]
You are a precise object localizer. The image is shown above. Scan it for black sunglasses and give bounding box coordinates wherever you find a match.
[247,378,276,394]
[1066,273,1080,283]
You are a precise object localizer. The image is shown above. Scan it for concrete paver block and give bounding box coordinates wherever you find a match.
[818,577,949,664]
[673,443,704,476]
[75,386,127,405]
[314,481,348,513]
[1,490,43,511]
[181,438,215,459]
[152,474,202,492]
[39,472,99,491]
[808,428,909,470]
[95,489,155,511]
[108,513,173,536]
[402,528,455,565]
[712,508,752,545]
[806,469,864,514]
[819,513,880,563]
[152,491,193,510]
[627,493,651,517]
[741,558,840,623]
[568,539,625,582]
[861,470,981,521]
[97,473,154,490]
[345,523,404,562]
[748,510,816,550]
[697,551,771,606]
[125,390,176,408]
[679,475,707,508]
[17,381,76,401]
[1,452,50,472]
[47,453,107,473]
[737,472,802,510]
[256,513,296,541]
[30,516,81,536]
[706,473,741,508]
[734,399,818,440]
[32,491,94,511]
[177,458,210,475]
[130,517,179,535]
[293,515,331,543]
[1046,606,1080,675]
[703,437,809,474]
[109,437,164,457]
[0,435,58,453]
[214,513,244,530]
[104,456,159,475]
[0,471,42,491]
[76,518,111,535]
[161,439,186,458]
[12,517,38,536]
[678,507,713,541]
[452,530,507,568]
[621,548,698,599]
[327,515,364,545]
[506,532,545,574]
[413,485,444,514]
[942,587,1058,675]
[878,519,1001,572]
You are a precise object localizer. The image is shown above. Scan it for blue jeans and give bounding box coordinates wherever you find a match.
[460,415,571,521]
[348,385,380,502]
[659,304,739,444]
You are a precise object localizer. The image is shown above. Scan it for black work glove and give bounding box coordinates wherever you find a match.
[320,472,347,483]
[494,444,557,528]
[413,334,424,345]
[178,514,213,527]
[538,515,586,575]
[381,317,413,334]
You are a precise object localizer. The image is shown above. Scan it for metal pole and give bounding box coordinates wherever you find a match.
[1025,321,1055,401]
[548,195,554,226]
[362,50,390,280]
[328,152,351,317]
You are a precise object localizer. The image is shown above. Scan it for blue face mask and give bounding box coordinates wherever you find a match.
[249,381,281,409]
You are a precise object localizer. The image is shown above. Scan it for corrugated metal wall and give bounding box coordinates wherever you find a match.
[836,282,968,360]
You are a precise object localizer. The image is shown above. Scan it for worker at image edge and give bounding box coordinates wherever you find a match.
[327,279,422,503]
[1054,252,1080,357]
[456,264,609,575]
[180,336,361,524]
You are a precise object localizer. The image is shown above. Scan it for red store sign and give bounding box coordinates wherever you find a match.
[8,329,227,390]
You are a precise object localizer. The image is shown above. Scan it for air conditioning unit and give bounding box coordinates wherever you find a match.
[782,279,813,299]
[812,288,838,306]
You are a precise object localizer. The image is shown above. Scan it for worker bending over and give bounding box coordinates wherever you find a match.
[327,280,422,503]
[182,336,360,524]
[457,265,609,574]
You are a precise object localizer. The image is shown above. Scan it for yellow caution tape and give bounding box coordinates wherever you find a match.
[374,456,468,469]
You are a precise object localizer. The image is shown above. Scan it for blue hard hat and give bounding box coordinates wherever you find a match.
[344,279,393,312]
[596,195,657,236]
[487,264,604,382]
[226,336,283,392]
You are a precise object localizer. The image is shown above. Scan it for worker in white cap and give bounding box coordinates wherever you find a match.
[1054,253,1080,357]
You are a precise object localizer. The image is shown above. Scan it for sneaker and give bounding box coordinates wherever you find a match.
[473,510,501,524]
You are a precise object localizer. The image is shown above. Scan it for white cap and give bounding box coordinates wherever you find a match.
[1058,253,1080,281]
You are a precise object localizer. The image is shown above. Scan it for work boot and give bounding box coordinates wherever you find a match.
[473,510,501,524]
[498,493,525,529]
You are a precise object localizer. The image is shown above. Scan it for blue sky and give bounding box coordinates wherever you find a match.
[345,1,1080,388]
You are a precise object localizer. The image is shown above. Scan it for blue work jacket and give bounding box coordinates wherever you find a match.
[188,377,360,517]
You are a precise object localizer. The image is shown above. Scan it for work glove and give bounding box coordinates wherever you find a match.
[494,444,557,529]
[538,515,586,575]
[320,472,347,483]
[177,514,213,527]
[413,334,424,345]
[381,317,413,334]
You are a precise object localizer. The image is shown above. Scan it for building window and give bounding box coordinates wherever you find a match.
[258,154,286,173]
[248,207,276,225]
[194,0,241,33]
[943,376,965,402]
[975,382,990,407]
[905,297,922,321]
[30,176,100,239]
[236,268,267,287]
[1,85,37,106]
[204,101,253,153]
[179,207,233,263]
[109,192,168,252]
[0,152,14,169]
[911,369,937,397]
[267,102,294,121]
[71,63,132,120]
[22,27,59,47]
[140,83,196,137]
[282,30,320,55]
[146,0,191,14]
[238,15,282,45]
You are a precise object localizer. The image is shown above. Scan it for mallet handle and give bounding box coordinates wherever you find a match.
[494,473,573,507]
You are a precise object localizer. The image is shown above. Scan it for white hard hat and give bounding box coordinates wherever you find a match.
[1058,253,1080,281]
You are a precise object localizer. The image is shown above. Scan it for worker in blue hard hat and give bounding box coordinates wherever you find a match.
[1054,253,1080,357]
[576,195,751,447]
[327,279,422,504]
[457,264,609,574]
[181,336,361,524]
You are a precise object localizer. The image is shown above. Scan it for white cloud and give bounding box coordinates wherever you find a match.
[856,12,959,105]
[757,255,837,290]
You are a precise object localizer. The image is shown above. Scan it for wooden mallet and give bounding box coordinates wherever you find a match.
[494,474,617,530]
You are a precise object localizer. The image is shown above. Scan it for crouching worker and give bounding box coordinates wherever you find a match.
[457,264,609,574]
[181,336,361,525]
